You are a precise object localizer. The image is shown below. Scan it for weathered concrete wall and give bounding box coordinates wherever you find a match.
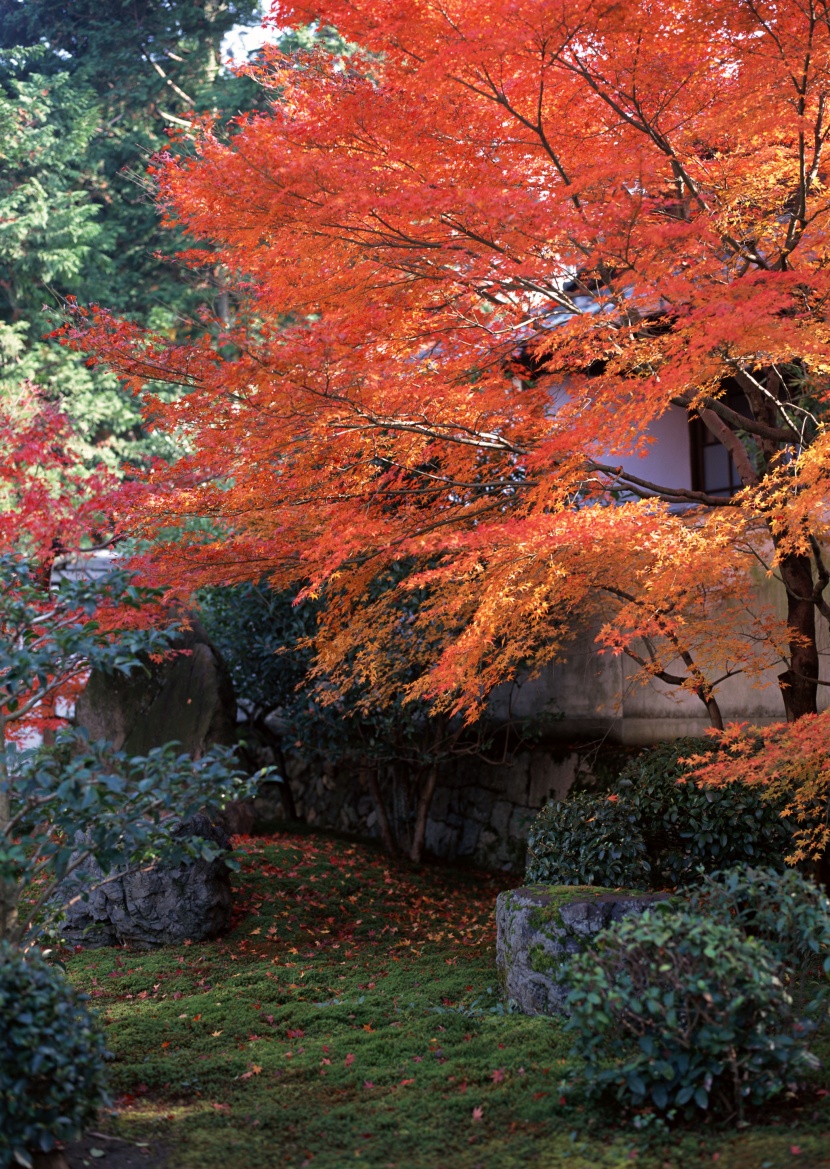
[488,564,830,745]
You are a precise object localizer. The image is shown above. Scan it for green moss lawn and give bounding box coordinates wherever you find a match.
[64,831,830,1169]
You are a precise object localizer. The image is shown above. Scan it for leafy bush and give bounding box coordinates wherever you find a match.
[564,905,818,1119]
[0,556,257,946]
[687,866,830,1018]
[526,791,649,887]
[0,944,109,1168]
[3,735,254,946]
[526,739,791,889]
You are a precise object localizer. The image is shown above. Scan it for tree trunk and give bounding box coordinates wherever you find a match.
[253,717,298,821]
[409,762,439,864]
[0,717,18,943]
[32,1152,70,1169]
[702,693,724,731]
[364,765,396,855]
[777,551,819,721]
[273,742,298,822]
[0,879,18,945]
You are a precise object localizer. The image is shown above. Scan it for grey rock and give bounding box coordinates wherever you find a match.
[496,885,668,1015]
[61,815,233,949]
[488,799,514,838]
[558,898,608,936]
[218,799,256,836]
[458,818,480,856]
[76,619,236,758]
[424,819,457,857]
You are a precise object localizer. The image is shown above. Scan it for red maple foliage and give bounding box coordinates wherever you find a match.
[66,0,830,744]
[688,714,830,862]
[0,384,129,572]
[0,387,166,739]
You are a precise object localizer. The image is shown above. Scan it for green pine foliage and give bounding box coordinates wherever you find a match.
[0,0,263,467]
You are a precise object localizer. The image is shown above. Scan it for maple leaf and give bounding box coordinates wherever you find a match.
[471,1107,483,1122]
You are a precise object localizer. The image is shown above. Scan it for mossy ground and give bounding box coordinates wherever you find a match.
[64,830,830,1169]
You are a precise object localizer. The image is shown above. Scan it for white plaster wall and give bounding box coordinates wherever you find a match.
[620,406,693,491]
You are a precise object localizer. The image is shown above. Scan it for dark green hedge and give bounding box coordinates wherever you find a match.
[0,945,108,1168]
[526,739,792,889]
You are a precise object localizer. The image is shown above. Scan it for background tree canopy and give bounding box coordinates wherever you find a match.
[0,0,263,466]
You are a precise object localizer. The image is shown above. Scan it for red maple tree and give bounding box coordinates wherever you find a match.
[0,385,125,572]
[68,0,830,747]
[0,387,159,740]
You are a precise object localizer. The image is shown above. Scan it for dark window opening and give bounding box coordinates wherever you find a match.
[689,380,753,496]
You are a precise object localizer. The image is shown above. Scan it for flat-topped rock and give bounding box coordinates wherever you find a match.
[495,885,669,1015]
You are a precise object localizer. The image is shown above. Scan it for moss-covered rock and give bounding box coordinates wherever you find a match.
[495,885,668,1015]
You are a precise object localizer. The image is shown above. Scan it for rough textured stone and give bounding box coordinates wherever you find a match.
[272,746,596,871]
[60,815,233,949]
[495,885,668,1015]
[75,619,236,758]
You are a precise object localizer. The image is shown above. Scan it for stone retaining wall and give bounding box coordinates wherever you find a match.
[252,743,633,871]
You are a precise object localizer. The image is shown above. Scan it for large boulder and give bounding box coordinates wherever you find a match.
[60,815,233,949]
[75,618,236,758]
[495,885,668,1015]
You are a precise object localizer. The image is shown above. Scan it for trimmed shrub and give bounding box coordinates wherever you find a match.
[564,906,818,1119]
[526,792,649,887]
[687,865,830,1018]
[526,739,791,889]
[0,945,109,1168]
